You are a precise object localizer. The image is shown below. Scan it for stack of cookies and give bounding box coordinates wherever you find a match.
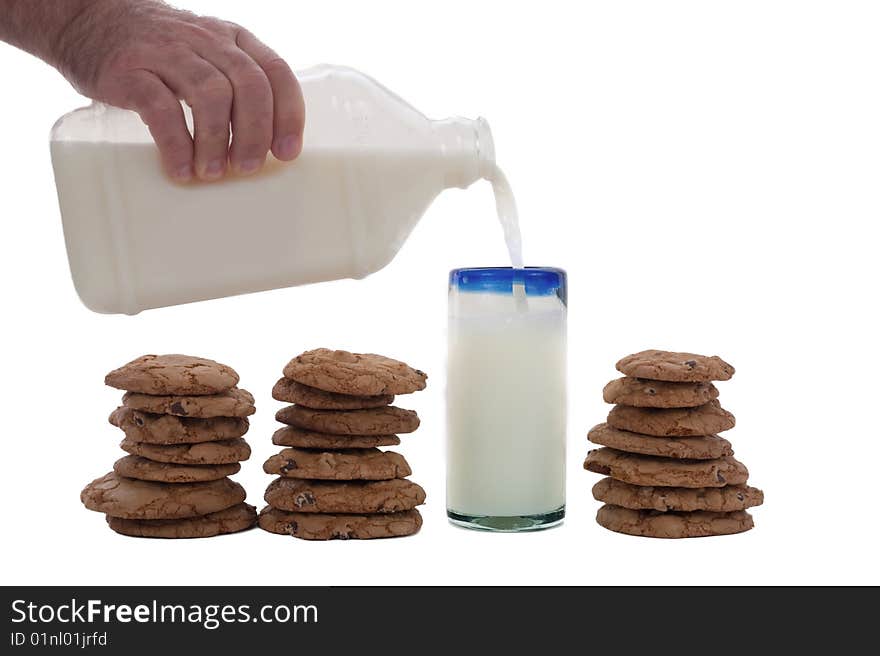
[258,348,428,540]
[81,354,257,538]
[584,349,764,538]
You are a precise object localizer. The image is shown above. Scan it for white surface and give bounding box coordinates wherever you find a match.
[51,66,488,313]
[447,291,566,517]
[1,0,878,586]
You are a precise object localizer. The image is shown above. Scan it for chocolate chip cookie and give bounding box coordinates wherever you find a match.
[596,504,753,538]
[272,378,394,410]
[105,354,239,395]
[113,455,240,483]
[120,437,251,465]
[283,348,427,396]
[264,477,426,513]
[258,506,423,540]
[602,377,719,408]
[587,423,733,460]
[107,503,256,538]
[272,426,400,449]
[583,448,749,488]
[80,472,246,519]
[592,478,764,513]
[616,349,735,382]
[275,405,419,435]
[263,447,411,480]
[122,387,256,418]
[109,407,249,444]
[607,400,735,437]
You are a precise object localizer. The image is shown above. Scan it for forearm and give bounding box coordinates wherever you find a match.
[0,0,134,82]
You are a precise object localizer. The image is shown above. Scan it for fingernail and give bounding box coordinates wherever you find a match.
[173,164,193,183]
[202,159,225,180]
[238,158,262,175]
[274,135,301,160]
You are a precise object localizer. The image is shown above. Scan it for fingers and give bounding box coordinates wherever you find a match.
[235,29,305,161]
[119,71,194,182]
[191,40,274,175]
[115,25,303,182]
[155,53,233,181]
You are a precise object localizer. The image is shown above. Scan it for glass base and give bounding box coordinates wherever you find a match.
[447,506,565,533]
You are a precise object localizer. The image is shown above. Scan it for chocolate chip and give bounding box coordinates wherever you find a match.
[684,360,697,369]
[280,459,298,473]
[647,387,657,395]
[170,402,186,415]
[717,472,726,483]
[736,492,744,501]
[294,491,316,508]
[588,464,612,476]
[134,415,145,426]
[288,521,298,533]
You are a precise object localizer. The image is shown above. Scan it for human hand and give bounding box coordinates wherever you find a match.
[55,0,305,182]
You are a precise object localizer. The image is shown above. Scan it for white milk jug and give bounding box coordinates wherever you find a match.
[50,64,496,314]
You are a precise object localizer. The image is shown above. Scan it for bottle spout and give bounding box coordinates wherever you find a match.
[437,116,496,189]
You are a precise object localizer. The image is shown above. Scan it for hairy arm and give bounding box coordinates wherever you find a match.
[0,1,95,67]
[0,0,305,181]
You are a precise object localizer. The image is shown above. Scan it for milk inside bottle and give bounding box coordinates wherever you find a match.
[50,64,496,314]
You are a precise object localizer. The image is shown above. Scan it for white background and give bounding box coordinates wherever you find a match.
[1,0,878,586]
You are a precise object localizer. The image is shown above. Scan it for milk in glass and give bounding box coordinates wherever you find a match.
[446,268,567,531]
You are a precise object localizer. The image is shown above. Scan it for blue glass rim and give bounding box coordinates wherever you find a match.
[449,267,567,302]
